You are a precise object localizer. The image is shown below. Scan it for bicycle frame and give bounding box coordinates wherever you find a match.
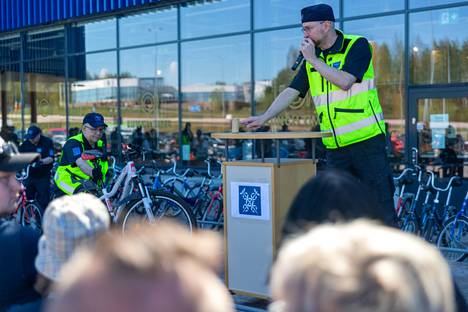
[99,161,155,223]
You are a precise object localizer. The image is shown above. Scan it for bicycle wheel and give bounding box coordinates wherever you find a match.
[401,219,418,235]
[437,216,468,262]
[119,190,197,233]
[21,202,42,232]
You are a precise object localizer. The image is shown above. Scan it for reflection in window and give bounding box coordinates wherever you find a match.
[417,97,468,177]
[181,35,250,155]
[69,19,116,53]
[68,52,117,131]
[26,27,65,60]
[255,0,339,29]
[0,64,22,134]
[0,34,21,63]
[119,45,178,156]
[255,28,314,132]
[181,0,250,39]
[343,0,403,17]
[24,58,66,138]
[410,7,468,85]
[119,7,177,48]
[345,15,406,161]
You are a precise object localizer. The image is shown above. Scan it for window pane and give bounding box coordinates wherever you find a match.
[417,97,468,177]
[181,35,250,160]
[411,0,466,9]
[181,0,250,39]
[24,58,66,142]
[345,15,406,161]
[343,0,403,17]
[69,19,116,53]
[0,63,22,135]
[410,6,468,84]
[119,44,178,156]
[119,7,177,48]
[0,34,21,63]
[255,0,339,29]
[26,27,65,60]
[68,52,117,131]
[255,28,315,133]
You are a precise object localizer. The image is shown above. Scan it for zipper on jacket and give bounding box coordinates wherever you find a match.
[327,81,339,147]
[369,100,385,135]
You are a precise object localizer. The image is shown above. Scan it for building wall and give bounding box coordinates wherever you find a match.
[0,0,467,162]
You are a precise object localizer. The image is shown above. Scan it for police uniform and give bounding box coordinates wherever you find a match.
[290,4,396,225]
[54,113,109,196]
[19,127,54,210]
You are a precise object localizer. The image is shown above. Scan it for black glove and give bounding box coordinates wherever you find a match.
[91,167,103,182]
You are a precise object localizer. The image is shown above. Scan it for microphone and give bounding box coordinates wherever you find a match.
[291,52,304,71]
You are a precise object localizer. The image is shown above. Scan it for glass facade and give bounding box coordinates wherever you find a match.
[0,1,467,165]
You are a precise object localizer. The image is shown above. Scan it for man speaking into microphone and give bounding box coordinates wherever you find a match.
[241,4,396,226]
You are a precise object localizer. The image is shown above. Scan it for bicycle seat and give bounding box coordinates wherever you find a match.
[82,149,105,160]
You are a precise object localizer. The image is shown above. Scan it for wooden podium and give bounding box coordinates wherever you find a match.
[211,131,331,298]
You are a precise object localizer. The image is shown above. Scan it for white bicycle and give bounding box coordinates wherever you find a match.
[76,150,197,233]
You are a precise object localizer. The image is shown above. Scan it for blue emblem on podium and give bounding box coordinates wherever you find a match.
[239,186,261,216]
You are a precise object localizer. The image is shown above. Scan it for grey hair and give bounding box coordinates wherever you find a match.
[271,220,455,312]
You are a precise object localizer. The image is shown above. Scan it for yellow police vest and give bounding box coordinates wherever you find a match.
[306,33,385,149]
[54,133,108,195]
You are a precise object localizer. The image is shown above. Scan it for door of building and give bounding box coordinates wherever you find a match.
[407,84,468,176]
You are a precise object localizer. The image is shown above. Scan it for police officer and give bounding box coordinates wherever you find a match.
[54,113,108,196]
[241,4,396,226]
[19,125,54,210]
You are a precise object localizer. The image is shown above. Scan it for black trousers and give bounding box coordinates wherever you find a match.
[24,176,51,211]
[326,134,397,226]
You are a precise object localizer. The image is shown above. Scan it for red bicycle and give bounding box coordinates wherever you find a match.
[13,163,43,232]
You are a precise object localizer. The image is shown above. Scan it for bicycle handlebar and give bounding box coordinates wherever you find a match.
[430,171,462,192]
[394,167,414,181]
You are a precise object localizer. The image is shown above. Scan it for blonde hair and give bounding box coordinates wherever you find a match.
[271,220,455,312]
[49,222,233,312]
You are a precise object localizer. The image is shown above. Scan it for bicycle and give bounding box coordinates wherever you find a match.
[437,189,468,262]
[14,163,43,232]
[419,171,462,243]
[75,150,197,233]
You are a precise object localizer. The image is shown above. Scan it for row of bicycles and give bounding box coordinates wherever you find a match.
[12,146,225,235]
[394,158,467,262]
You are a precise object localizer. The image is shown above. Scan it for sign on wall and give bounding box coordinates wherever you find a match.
[230,182,270,221]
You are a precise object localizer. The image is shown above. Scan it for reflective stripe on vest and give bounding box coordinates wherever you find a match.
[306,32,385,149]
[313,79,376,107]
[334,112,384,136]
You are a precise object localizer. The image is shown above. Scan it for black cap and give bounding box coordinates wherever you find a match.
[301,4,335,23]
[83,112,108,128]
[25,125,42,140]
[0,137,39,172]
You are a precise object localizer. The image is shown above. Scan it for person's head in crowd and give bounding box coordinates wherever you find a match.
[82,112,107,145]
[0,137,38,217]
[270,220,455,312]
[47,222,233,312]
[196,129,203,138]
[283,169,385,236]
[25,125,42,145]
[34,193,110,297]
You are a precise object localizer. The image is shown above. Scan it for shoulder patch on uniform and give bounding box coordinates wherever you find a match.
[72,147,82,157]
[332,61,341,69]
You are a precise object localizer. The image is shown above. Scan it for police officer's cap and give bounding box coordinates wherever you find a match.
[301,4,335,23]
[25,125,42,140]
[83,112,108,128]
